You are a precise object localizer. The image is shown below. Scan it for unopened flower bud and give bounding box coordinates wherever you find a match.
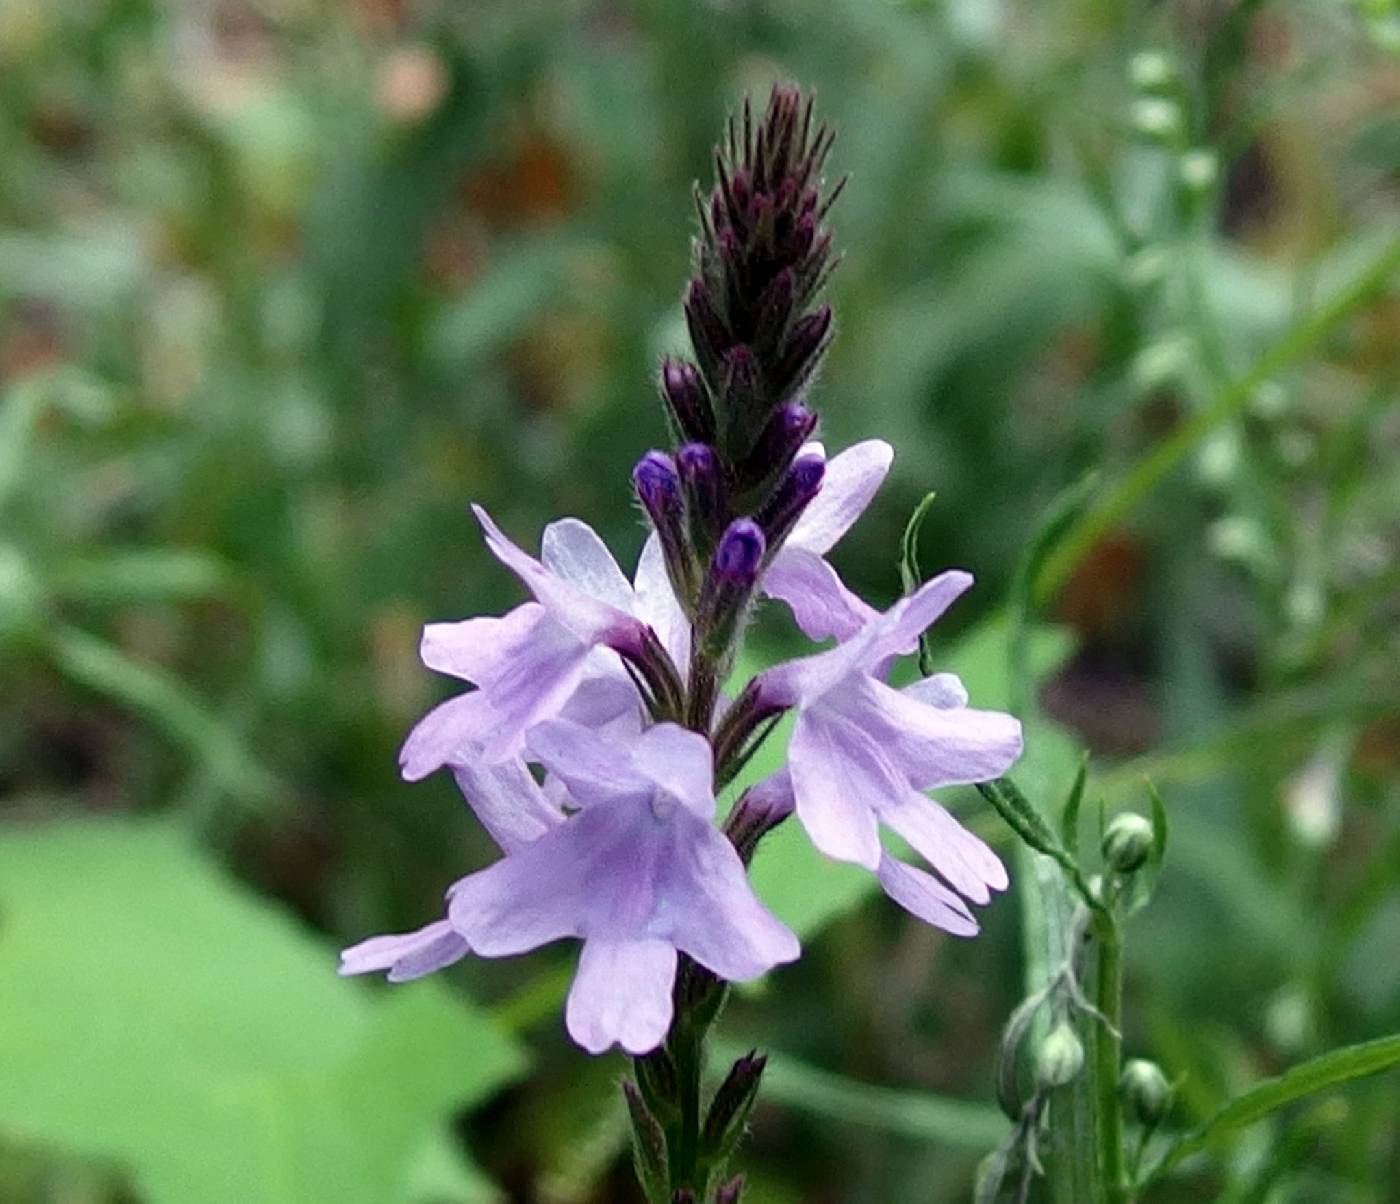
[1102,812,1154,874]
[754,266,796,354]
[661,357,715,444]
[697,519,765,656]
[1130,51,1175,93]
[714,1176,745,1204]
[1132,97,1182,142]
[1120,1058,1172,1126]
[1034,1022,1085,1089]
[684,279,731,388]
[736,400,817,494]
[713,519,764,584]
[677,442,727,550]
[718,344,763,453]
[702,1050,767,1155]
[773,305,832,397]
[757,452,825,551]
[634,451,695,603]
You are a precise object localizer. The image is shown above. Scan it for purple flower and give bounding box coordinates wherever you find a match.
[448,720,799,1054]
[399,506,687,775]
[752,571,1022,929]
[761,438,892,640]
[339,759,562,981]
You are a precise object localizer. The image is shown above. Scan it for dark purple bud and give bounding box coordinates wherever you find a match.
[696,519,766,659]
[701,1051,768,1167]
[715,343,765,456]
[757,452,825,550]
[684,278,730,387]
[774,304,832,396]
[730,169,750,216]
[672,1192,696,1204]
[715,1177,745,1204]
[754,267,796,354]
[712,518,765,584]
[677,442,727,548]
[633,450,680,516]
[789,211,816,259]
[660,357,715,443]
[737,400,817,492]
[633,451,696,606]
[719,344,760,411]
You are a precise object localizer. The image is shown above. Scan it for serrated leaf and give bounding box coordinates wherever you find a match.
[0,821,526,1204]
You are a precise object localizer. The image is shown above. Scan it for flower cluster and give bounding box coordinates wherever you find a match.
[341,86,1023,1058]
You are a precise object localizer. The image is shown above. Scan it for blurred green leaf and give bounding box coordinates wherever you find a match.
[1149,1032,1400,1181]
[47,549,231,606]
[710,1040,1008,1150]
[45,624,278,807]
[0,821,525,1204]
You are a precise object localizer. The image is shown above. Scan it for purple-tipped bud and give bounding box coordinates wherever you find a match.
[660,357,715,443]
[754,267,796,355]
[684,278,730,388]
[634,450,696,607]
[633,450,681,516]
[696,518,766,658]
[757,452,825,551]
[773,304,832,396]
[688,84,842,438]
[712,518,765,585]
[702,1050,768,1164]
[677,441,727,549]
[737,400,817,493]
[714,1177,745,1204]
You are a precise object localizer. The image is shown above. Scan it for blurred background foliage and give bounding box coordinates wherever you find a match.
[1,0,1398,1200]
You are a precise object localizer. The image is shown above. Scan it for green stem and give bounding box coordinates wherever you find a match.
[670,1025,703,1192]
[1093,910,1126,1203]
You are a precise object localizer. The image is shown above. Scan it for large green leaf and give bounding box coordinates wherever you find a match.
[0,820,526,1204]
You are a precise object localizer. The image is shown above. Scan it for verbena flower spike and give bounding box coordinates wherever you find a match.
[341,83,1022,1203]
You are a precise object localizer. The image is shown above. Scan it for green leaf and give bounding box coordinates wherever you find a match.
[709,1040,1008,1150]
[0,820,526,1204]
[45,623,278,806]
[1149,1032,1400,1180]
[1059,752,1089,855]
[47,549,231,606]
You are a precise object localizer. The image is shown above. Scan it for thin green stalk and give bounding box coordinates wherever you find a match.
[1093,910,1126,1204]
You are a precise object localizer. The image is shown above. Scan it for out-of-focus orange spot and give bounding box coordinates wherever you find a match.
[0,305,64,378]
[1355,717,1400,781]
[461,123,579,227]
[1055,529,1147,643]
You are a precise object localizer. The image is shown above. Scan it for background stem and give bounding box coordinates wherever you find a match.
[1094,911,1126,1203]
